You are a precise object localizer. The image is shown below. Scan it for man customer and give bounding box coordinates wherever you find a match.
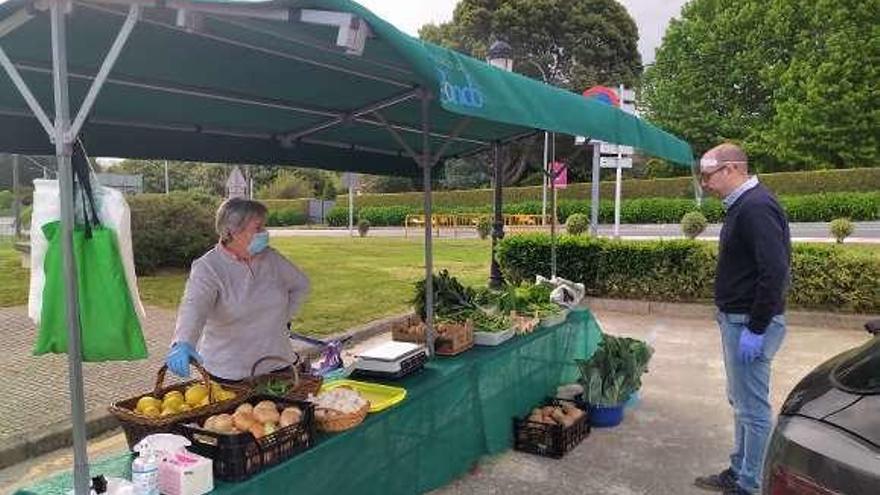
[693,143,792,495]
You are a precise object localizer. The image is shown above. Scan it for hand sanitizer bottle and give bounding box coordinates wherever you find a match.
[131,447,159,495]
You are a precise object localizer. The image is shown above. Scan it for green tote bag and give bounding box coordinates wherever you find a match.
[34,221,148,361]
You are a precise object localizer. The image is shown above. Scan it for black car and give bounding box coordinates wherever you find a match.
[762,319,880,494]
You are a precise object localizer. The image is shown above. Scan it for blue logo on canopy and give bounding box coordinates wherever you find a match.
[436,68,485,109]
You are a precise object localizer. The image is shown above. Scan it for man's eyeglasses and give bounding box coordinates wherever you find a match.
[700,165,728,182]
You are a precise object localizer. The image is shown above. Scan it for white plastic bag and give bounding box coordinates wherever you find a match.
[28,179,146,325]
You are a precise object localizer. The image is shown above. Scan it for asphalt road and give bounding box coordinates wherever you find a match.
[269,221,880,243]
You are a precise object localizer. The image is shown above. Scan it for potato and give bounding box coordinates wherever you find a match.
[235,403,254,416]
[233,411,256,431]
[254,400,277,412]
[253,406,280,424]
[249,423,265,439]
[280,407,302,427]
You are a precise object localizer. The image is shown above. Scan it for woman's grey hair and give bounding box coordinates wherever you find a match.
[215,198,268,244]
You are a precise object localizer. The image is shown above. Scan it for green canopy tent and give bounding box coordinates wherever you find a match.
[0,0,693,491]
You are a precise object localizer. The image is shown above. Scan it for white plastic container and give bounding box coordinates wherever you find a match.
[474,328,515,346]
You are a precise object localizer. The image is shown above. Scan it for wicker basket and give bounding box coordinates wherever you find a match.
[108,363,250,449]
[246,355,323,401]
[314,401,370,432]
[393,320,474,356]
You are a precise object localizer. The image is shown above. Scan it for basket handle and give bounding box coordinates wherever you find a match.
[248,355,301,389]
[154,361,213,400]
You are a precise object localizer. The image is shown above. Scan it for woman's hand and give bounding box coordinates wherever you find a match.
[166,342,203,378]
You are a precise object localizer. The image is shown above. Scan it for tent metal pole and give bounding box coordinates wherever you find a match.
[0,49,55,137]
[420,89,435,356]
[488,141,504,288]
[51,1,90,493]
[68,3,140,140]
[590,142,600,236]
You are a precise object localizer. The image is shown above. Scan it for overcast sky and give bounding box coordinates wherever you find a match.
[357,0,689,64]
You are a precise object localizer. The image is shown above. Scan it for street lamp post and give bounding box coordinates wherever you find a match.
[519,59,552,228]
[487,40,513,288]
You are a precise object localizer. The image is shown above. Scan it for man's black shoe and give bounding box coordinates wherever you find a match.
[694,468,738,492]
[723,485,752,495]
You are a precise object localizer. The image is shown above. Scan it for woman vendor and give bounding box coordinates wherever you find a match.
[165,198,310,382]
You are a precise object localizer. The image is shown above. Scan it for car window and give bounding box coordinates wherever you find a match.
[832,337,880,394]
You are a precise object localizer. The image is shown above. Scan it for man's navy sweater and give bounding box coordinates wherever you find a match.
[715,182,791,333]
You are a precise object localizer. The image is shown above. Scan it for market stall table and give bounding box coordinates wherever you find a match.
[17,308,602,495]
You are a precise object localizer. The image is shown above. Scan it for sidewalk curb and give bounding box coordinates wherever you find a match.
[584,297,878,331]
[0,312,418,470]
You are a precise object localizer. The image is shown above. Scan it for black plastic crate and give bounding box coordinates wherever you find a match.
[351,352,427,381]
[176,395,315,482]
[513,397,590,459]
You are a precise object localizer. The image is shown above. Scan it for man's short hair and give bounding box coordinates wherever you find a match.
[700,143,748,172]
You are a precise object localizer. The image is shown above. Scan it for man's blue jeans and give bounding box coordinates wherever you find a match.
[717,311,786,494]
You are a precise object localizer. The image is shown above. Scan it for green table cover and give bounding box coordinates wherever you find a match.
[18,309,601,495]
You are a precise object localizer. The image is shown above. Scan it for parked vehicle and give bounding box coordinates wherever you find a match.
[762,320,880,494]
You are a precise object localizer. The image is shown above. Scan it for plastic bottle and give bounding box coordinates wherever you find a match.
[131,448,159,495]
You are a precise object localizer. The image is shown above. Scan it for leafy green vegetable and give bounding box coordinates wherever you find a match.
[576,334,653,406]
[256,378,290,397]
[411,269,477,322]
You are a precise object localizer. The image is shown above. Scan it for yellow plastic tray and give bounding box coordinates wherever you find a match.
[319,379,407,413]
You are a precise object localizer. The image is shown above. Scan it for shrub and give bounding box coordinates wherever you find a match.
[476,216,491,239]
[681,211,708,239]
[258,173,312,199]
[0,190,12,210]
[266,207,307,226]
[358,205,413,226]
[780,192,880,222]
[565,213,590,235]
[326,206,349,227]
[497,234,879,313]
[357,219,370,237]
[129,193,217,274]
[829,218,854,243]
[347,167,880,208]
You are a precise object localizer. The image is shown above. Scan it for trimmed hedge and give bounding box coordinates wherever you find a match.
[266,207,307,226]
[129,193,218,274]
[343,167,880,209]
[324,192,880,227]
[497,234,880,313]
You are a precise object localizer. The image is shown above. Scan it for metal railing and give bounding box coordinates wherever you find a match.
[403,213,551,237]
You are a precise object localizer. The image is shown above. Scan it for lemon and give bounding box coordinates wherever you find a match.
[178,404,193,412]
[197,396,211,408]
[163,390,184,403]
[210,382,225,395]
[216,390,237,401]
[185,384,209,406]
[141,405,160,418]
[136,396,161,413]
[162,395,185,412]
[160,407,176,417]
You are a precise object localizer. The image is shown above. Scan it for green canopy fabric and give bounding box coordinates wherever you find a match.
[0,0,693,175]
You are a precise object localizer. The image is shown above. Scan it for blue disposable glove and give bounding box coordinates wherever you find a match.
[166,342,202,378]
[738,328,765,363]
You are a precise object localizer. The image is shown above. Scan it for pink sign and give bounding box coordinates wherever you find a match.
[551,161,567,189]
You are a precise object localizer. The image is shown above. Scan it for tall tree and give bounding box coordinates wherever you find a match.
[420,0,643,185]
[642,0,879,170]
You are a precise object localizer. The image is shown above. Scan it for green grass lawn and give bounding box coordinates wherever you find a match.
[1,237,493,336]
[0,241,29,307]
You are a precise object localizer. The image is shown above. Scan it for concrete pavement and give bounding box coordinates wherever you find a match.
[0,305,413,473]
[2,306,873,494]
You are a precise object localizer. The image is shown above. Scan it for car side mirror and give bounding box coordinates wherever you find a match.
[865,319,880,336]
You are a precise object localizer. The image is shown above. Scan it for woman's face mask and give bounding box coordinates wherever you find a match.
[248,231,270,255]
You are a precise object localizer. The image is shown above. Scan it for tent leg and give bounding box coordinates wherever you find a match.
[50,1,89,493]
[420,90,435,356]
[488,142,504,288]
[590,142,600,236]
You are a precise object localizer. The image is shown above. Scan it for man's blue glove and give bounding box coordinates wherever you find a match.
[738,328,765,363]
[166,342,202,378]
